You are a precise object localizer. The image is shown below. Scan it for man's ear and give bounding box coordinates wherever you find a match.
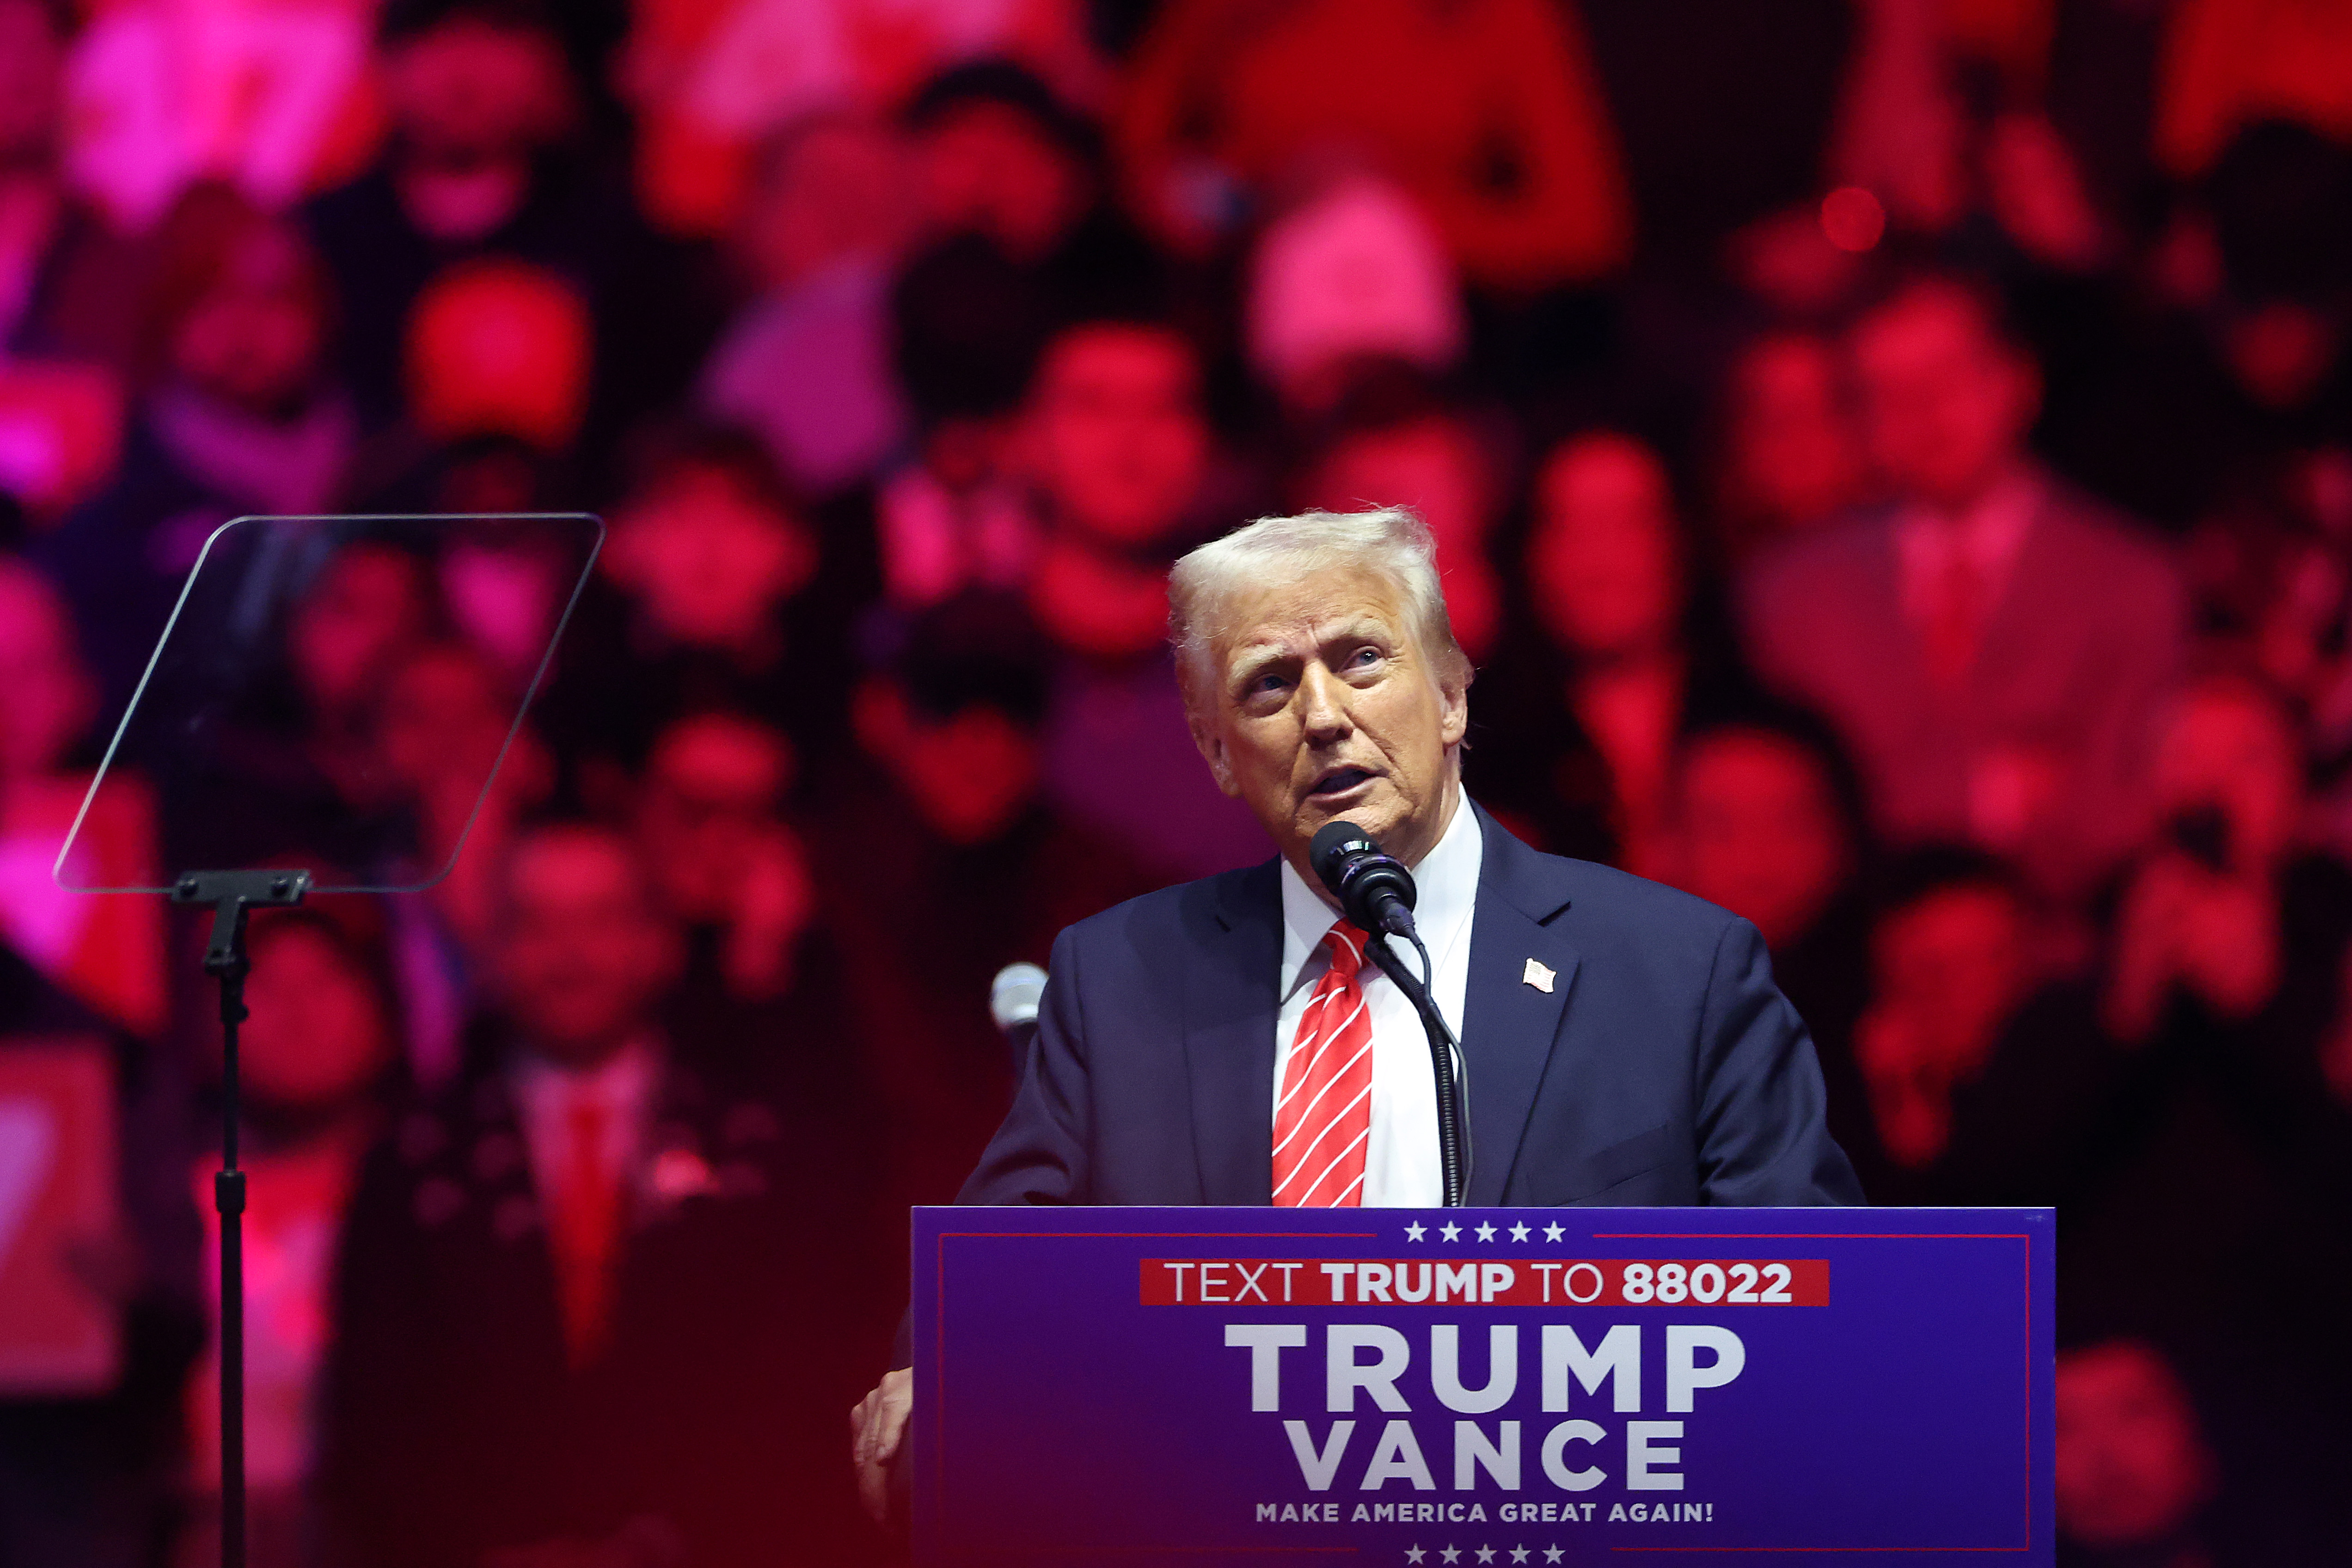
[1438,669,1471,749]
[1188,709,1241,798]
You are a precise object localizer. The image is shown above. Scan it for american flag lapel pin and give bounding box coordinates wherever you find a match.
[1522,958,1555,993]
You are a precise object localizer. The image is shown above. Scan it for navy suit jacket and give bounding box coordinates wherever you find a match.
[959,803,1862,1208]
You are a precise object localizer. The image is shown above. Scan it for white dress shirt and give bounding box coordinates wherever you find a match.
[1272,797,1482,1207]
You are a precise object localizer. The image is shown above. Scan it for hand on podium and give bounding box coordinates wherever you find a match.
[850,1367,912,1522]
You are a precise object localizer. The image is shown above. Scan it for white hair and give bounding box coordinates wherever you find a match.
[1168,506,1473,711]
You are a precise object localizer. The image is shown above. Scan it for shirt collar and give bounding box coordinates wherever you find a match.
[1896,467,2044,611]
[1279,792,1483,997]
[511,1036,660,1116]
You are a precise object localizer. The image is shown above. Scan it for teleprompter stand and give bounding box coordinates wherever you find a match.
[171,868,314,1568]
[44,510,606,1567]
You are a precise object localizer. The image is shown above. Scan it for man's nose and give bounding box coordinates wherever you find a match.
[1298,664,1353,740]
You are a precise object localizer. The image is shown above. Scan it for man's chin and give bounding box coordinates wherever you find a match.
[1293,790,1406,850]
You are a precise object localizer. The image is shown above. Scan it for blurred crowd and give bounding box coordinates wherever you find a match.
[2,0,2351,1564]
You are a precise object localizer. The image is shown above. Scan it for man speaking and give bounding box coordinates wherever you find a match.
[851,507,1859,1506]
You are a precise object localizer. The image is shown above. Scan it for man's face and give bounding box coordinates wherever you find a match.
[241,922,391,1112]
[383,18,565,163]
[1528,434,1683,660]
[1848,285,2038,510]
[405,261,591,448]
[288,545,429,717]
[1675,730,1849,950]
[492,831,677,1066]
[377,644,513,800]
[746,118,907,288]
[2152,681,2303,872]
[2055,1342,2212,1550]
[857,682,1042,845]
[609,466,816,649]
[1726,332,1864,530]
[639,713,794,917]
[914,100,1086,262]
[170,226,325,414]
[1191,563,1466,879]
[1307,419,1490,552]
[1870,883,2027,1074]
[1023,326,1209,548]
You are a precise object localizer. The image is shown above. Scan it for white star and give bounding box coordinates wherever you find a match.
[1511,1549,1531,1564]
[1544,1549,1565,1564]
[1439,1222,1462,1242]
[1406,1550,1425,1565]
[1404,1222,1427,1243]
[1440,1548,1460,1565]
[1508,1222,1531,1242]
[1476,1548,1497,1564]
[1543,1222,1565,1243]
[1475,1222,1497,1242]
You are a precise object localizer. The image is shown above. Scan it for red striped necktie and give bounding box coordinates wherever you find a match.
[1273,921,1377,1207]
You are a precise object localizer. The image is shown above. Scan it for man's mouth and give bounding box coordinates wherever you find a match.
[1307,766,1379,802]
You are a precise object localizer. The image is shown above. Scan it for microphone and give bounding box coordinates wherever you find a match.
[1309,821,1419,941]
[1308,819,1469,1207]
[990,962,1048,1062]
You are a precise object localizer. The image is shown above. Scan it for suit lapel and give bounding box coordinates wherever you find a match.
[1460,807,1581,1206]
[1185,861,1285,1204]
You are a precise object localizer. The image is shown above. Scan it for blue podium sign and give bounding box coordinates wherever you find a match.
[912,1206,2054,1565]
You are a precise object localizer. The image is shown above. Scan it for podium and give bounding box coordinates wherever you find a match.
[912,1206,2054,1564]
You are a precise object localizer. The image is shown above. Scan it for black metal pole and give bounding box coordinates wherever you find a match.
[213,952,249,1568]
[1423,1015,1467,1208]
[172,869,310,1568]
[1367,935,1470,1206]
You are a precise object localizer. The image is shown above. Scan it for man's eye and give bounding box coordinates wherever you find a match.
[1349,647,1382,668]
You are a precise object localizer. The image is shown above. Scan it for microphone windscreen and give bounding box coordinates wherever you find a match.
[1311,820,1375,890]
[989,962,1049,1034]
